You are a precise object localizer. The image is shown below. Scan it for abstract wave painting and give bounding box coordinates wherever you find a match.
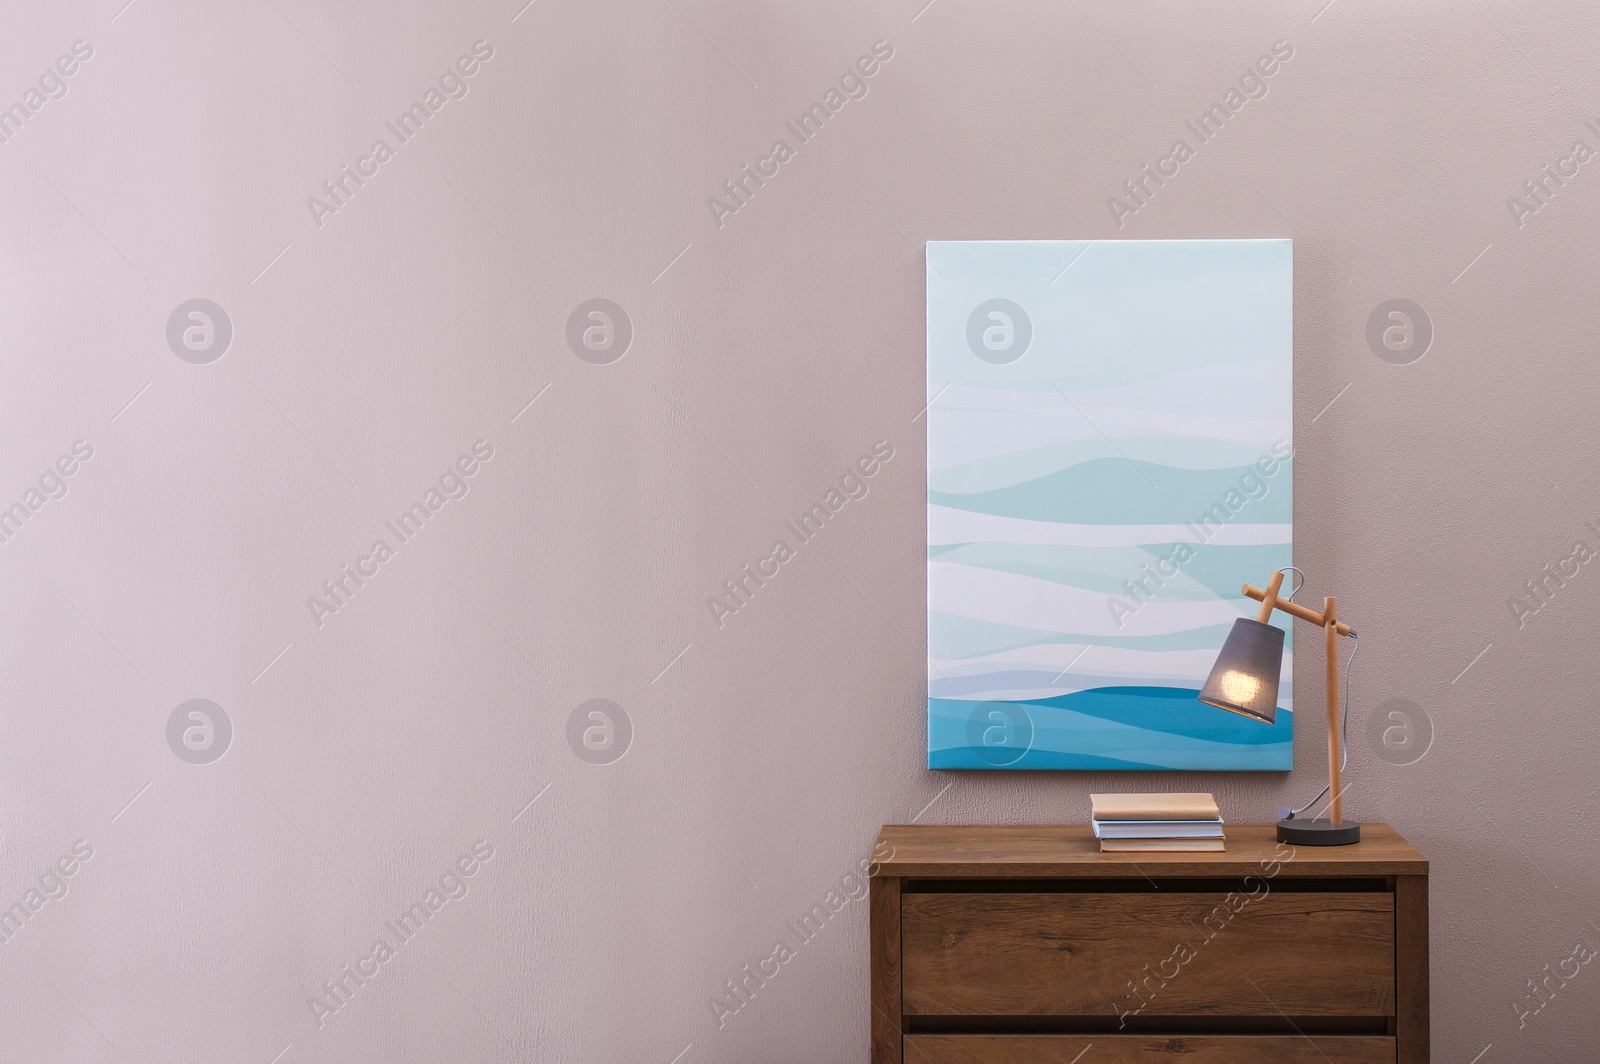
[927,239,1293,770]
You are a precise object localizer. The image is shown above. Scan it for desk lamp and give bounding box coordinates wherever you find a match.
[1198,569,1361,845]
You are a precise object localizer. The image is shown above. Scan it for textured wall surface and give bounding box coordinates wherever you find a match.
[3,1,1598,1061]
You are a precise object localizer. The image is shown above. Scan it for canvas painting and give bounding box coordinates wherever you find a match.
[926,239,1294,770]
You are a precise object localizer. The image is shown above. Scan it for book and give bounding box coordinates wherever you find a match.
[1093,819,1225,839]
[1099,837,1226,853]
[1090,792,1220,822]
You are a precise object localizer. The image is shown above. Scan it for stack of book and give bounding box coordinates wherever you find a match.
[1090,792,1225,852]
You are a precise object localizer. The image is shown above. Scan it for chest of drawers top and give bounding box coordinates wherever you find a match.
[872,822,1426,878]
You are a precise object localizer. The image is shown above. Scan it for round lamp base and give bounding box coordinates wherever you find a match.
[1276,819,1361,846]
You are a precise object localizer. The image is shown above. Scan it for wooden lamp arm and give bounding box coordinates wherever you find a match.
[1243,582,1355,637]
[1242,573,1355,829]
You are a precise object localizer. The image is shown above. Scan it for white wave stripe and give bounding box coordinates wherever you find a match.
[933,645,1295,681]
[931,669,1293,703]
[931,563,1277,636]
[931,642,1294,705]
[934,646,1292,688]
[937,558,1234,604]
[934,643,1222,675]
[929,398,1287,439]
[929,413,1289,469]
[930,507,1291,547]
[934,360,1290,408]
[1065,406,1288,446]
[929,364,1292,466]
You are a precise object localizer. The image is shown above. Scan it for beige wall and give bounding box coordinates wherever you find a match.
[2,0,1595,1060]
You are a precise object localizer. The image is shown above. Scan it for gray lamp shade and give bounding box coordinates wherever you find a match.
[1198,618,1285,724]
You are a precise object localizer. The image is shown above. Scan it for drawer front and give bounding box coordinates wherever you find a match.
[902,891,1394,1016]
[906,1034,1395,1063]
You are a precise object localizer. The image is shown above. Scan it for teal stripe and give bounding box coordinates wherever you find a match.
[930,459,1291,524]
[930,612,1242,659]
[930,437,1282,494]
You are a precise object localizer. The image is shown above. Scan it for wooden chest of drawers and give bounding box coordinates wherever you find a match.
[870,824,1428,1063]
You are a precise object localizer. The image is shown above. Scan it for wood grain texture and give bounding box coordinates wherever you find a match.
[872,824,1426,1064]
[870,874,902,1064]
[1243,582,1355,636]
[905,1034,1395,1063]
[1254,569,1286,622]
[1395,874,1430,1064]
[902,891,1395,1016]
[873,823,1426,878]
[1324,598,1344,825]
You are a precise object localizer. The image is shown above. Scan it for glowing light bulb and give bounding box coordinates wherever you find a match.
[1217,670,1260,706]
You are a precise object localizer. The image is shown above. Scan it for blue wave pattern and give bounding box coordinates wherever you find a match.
[927,239,1293,771]
[930,689,1293,770]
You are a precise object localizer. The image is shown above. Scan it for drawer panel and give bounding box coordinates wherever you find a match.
[902,891,1393,1016]
[906,1034,1395,1063]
